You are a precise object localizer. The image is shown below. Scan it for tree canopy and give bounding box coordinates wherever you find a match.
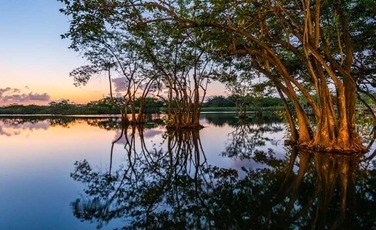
[59,0,375,152]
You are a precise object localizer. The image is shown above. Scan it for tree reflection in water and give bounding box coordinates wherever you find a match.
[71,120,375,229]
[223,117,283,160]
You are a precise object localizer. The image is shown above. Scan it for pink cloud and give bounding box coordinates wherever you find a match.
[0,87,51,105]
[112,77,128,92]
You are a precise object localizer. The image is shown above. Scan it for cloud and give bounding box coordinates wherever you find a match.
[0,87,50,105]
[112,77,128,92]
[1,93,50,102]
[27,93,50,101]
[0,87,12,97]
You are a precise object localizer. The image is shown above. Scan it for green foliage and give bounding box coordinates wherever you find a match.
[0,96,285,115]
[0,104,49,114]
[203,96,235,107]
[203,96,283,108]
[0,98,119,115]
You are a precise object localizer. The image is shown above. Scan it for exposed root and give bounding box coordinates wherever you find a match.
[166,124,205,130]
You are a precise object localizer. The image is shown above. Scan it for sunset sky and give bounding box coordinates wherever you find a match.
[0,0,226,106]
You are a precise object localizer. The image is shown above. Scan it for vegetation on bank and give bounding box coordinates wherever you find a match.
[0,96,284,115]
[0,99,119,115]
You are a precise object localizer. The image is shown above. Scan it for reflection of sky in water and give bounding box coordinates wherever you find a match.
[1,117,374,229]
[0,120,49,136]
[0,119,120,229]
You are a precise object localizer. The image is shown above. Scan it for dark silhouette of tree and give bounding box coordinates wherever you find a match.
[70,128,375,229]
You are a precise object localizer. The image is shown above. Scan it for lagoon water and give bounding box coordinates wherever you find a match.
[1,114,375,229]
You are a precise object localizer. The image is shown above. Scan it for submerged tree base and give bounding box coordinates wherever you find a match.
[166,124,205,130]
[284,139,369,154]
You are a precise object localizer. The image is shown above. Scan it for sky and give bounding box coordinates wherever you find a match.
[0,0,113,106]
[0,0,226,106]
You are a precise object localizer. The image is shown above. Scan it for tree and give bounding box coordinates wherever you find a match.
[58,0,375,152]
[203,96,235,107]
[49,99,76,114]
[59,2,159,124]
[135,23,212,129]
[59,0,213,128]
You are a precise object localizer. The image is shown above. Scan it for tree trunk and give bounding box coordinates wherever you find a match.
[309,79,366,152]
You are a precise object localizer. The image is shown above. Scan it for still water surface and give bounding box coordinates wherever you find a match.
[0,114,375,229]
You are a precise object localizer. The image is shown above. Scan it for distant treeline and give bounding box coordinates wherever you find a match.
[0,96,284,115]
[0,98,121,115]
[202,95,284,108]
